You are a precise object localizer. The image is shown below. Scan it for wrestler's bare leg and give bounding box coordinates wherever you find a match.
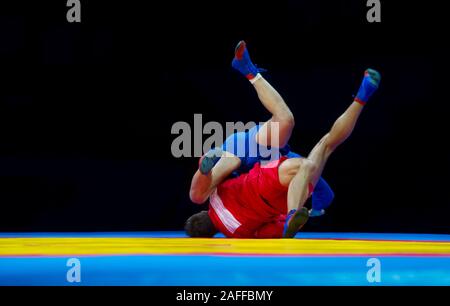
[252,76,295,148]
[279,101,365,212]
[200,40,295,162]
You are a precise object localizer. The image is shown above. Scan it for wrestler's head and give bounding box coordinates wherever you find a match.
[185,210,218,238]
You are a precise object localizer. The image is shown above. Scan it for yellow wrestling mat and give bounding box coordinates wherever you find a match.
[1,237,450,257]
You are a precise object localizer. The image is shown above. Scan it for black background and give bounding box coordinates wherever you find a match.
[0,0,447,233]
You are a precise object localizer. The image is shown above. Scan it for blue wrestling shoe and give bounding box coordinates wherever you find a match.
[231,40,265,80]
[199,148,223,175]
[282,207,310,238]
[355,68,381,105]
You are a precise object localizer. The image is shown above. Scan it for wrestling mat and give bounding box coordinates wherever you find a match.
[1,232,449,285]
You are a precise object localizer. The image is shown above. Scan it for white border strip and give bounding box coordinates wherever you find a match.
[210,189,241,234]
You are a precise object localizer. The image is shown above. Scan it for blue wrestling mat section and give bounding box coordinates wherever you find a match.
[0,232,449,286]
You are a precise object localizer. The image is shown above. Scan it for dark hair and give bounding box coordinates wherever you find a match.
[185,211,218,238]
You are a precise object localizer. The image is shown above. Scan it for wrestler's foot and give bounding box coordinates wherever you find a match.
[231,40,265,81]
[199,148,223,175]
[355,68,381,105]
[282,207,310,238]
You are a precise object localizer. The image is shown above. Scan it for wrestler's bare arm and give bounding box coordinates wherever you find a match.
[189,152,241,204]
